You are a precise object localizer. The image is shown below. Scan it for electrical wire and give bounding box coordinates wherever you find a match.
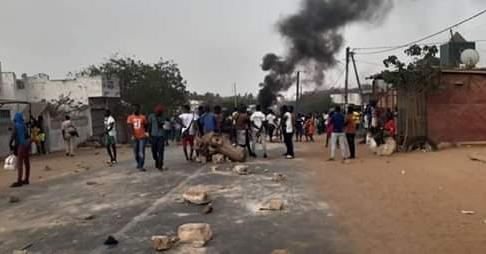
[354,8,486,55]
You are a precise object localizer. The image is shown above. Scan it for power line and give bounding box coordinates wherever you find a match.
[354,8,486,55]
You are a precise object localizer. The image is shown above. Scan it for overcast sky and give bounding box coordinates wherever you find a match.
[0,0,485,96]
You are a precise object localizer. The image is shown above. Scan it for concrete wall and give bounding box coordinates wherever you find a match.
[330,93,363,106]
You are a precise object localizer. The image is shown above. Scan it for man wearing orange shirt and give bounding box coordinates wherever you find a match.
[127,104,148,171]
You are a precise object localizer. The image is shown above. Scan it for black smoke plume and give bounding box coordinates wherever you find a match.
[258,0,393,108]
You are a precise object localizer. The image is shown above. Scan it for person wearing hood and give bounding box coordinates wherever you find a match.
[9,112,31,188]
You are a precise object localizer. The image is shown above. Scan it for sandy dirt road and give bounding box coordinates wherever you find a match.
[303,136,486,254]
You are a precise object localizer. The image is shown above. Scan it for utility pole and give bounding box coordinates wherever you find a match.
[350,52,364,106]
[296,71,301,113]
[344,47,350,107]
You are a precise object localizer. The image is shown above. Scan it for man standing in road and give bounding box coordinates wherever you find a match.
[250,105,267,158]
[148,105,167,170]
[345,106,357,159]
[329,106,349,161]
[9,112,31,188]
[61,115,78,157]
[282,105,294,159]
[104,109,117,164]
[127,104,148,171]
[179,105,198,161]
[266,110,277,143]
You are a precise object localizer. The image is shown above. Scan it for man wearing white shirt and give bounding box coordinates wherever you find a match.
[250,105,267,158]
[266,110,277,142]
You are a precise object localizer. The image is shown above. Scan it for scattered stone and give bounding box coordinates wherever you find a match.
[202,203,213,214]
[210,166,219,172]
[174,197,185,204]
[183,187,211,205]
[376,138,397,156]
[82,214,95,220]
[94,152,100,155]
[151,235,173,251]
[437,142,453,150]
[86,181,98,186]
[272,250,290,254]
[44,165,52,171]
[263,169,269,173]
[401,170,406,175]
[469,153,486,163]
[177,223,213,248]
[82,166,91,170]
[260,199,284,211]
[12,250,28,254]
[272,173,287,183]
[212,154,225,164]
[461,210,475,215]
[103,235,119,246]
[233,164,249,175]
[9,196,20,203]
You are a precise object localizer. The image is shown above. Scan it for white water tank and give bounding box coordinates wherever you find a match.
[460,49,480,68]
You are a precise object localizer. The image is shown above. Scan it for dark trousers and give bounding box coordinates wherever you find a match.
[151,136,165,169]
[346,133,356,159]
[132,139,146,169]
[17,144,30,182]
[283,132,294,157]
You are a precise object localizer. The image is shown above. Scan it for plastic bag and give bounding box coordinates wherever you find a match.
[4,155,17,171]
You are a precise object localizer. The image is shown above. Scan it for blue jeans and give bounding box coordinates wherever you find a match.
[133,139,146,169]
[150,136,165,169]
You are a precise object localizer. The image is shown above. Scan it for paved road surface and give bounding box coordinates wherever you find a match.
[0,144,350,254]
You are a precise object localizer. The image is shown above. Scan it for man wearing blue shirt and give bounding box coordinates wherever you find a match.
[199,106,217,135]
[329,106,349,161]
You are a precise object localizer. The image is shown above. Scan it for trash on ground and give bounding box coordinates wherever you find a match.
[177,223,213,248]
[461,210,475,215]
[202,203,213,214]
[103,235,119,246]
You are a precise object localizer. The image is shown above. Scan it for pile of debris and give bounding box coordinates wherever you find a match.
[197,133,246,162]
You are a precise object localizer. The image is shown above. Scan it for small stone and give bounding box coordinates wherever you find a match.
[9,196,20,203]
[210,166,219,172]
[260,199,284,211]
[212,154,225,164]
[151,235,173,251]
[44,165,52,171]
[86,181,98,186]
[12,250,28,254]
[401,170,406,175]
[82,214,95,220]
[177,223,213,248]
[272,250,290,254]
[461,210,475,215]
[263,169,269,173]
[174,197,185,204]
[272,173,287,183]
[183,187,211,205]
[94,152,100,155]
[202,203,213,214]
[233,164,249,175]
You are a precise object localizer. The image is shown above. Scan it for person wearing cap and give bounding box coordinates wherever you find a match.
[148,104,168,170]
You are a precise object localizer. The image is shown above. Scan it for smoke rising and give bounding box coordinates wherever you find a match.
[258,0,393,107]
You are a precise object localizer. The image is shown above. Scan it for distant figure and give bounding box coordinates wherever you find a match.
[148,105,167,170]
[163,117,172,146]
[295,113,304,142]
[9,112,31,188]
[282,105,294,159]
[127,104,148,171]
[104,109,117,164]
[304,114,316,142]
[214,105,224,133]
[325,111,334,148]
[179,105,198,161]
[266,110,277,142]
[61,115,78,156]
[346,106,357,159]
[199,105,217,135]
[329,106,349,161]
[250,105,267,158]
[234,104,255,157]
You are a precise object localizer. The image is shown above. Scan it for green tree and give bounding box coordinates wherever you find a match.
[381,45,440,149]
[80,55,188,114]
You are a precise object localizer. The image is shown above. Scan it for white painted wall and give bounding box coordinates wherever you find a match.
[331,93,363,106]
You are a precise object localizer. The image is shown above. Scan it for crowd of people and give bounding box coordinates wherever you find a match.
[6,101,397,187]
